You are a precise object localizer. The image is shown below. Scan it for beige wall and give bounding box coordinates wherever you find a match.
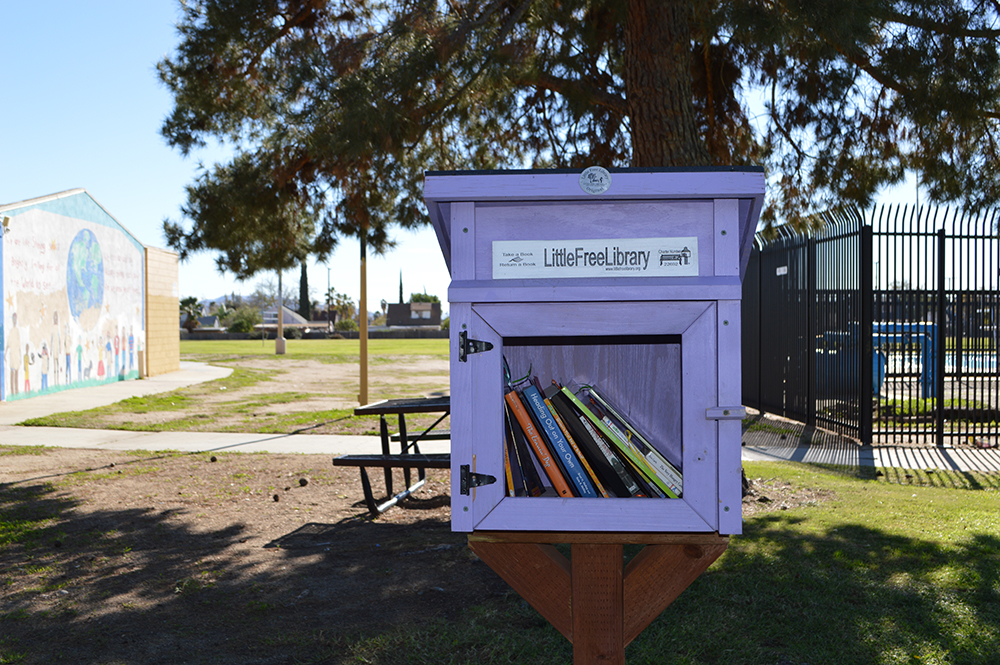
[144,247,179,377]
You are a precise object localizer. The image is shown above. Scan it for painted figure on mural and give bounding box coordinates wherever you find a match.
[40,341,50,391]
[105,334,112,380]
[128,326,134,372]
[76,336,83,381]
[23,340,32,393]
[51,311,61,387]
[6,312,20,396]
[65,323,73,384]
[97,335,105,379]
[114,330,121,378]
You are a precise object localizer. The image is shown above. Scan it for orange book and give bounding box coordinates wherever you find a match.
[504,389,574,497]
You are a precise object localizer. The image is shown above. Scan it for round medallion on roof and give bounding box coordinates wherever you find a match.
[579,166,612,195]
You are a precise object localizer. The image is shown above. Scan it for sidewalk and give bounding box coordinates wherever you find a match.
[0,361,446,456]
[1,363,997,472]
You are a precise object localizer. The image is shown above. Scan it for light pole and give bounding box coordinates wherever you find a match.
[327,267,332,332]
[275,269,286,354]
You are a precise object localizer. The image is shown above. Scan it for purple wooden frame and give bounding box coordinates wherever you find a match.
[425,169,764,535]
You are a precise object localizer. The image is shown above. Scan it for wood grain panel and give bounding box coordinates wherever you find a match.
[468,541,572,641]
[622,541,728,645]
[572,543,624,665]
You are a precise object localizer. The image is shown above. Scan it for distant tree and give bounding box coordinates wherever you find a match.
[244,277,295,311]
[180,296,202,332]
[226,307,263,334]
[331,292,357,323]
[409,293,440,303]
[214,302,233,320]
[297,262,311,321]
[334,317,359,332]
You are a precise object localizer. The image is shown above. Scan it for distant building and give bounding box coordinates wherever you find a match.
[386,302,442,327]
[179,314,223,332]
[259,305,313,332]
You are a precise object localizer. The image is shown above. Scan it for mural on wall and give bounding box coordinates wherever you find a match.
[1,192,145,402]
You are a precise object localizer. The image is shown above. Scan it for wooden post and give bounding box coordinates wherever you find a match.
[468,532,728,664]
[359,226,369,405]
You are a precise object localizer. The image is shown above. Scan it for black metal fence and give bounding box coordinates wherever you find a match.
[743,205,1000,445]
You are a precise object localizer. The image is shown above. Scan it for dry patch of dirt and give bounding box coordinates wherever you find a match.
[741,475,837,517]
[0,447,504,665]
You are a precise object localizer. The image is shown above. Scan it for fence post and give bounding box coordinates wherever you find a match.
[860,224,874,445]
[807,237,817,428]
[936,226,946,446]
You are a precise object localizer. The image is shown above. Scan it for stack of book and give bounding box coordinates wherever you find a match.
[503,378,683,499]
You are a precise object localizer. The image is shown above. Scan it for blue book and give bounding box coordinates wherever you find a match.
[522,384,598,497]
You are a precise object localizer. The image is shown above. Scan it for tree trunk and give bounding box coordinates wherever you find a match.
[624,0,710,167]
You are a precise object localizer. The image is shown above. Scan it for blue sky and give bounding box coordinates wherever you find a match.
[2,2,921,317]
[1,1,452,314]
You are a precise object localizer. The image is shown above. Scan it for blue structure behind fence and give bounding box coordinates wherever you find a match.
[743,205,1000,446]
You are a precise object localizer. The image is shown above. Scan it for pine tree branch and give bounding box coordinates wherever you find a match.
[401,0,534,150]
[244,0,342,76]
[527,72,629,117]
[875,8,1000,39]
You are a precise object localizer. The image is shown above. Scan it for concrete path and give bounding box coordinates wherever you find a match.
[0,362,234,426]
[0,361,444,456]
[0,362,997,472]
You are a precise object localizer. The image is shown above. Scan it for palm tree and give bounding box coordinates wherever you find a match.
[180,297,202,332]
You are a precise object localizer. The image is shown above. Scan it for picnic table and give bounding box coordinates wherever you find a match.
[332,396,451,515]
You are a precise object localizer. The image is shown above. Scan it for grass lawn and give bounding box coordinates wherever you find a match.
[180,338,449,362]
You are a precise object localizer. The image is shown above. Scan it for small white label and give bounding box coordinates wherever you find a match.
[776,266,788,276]
[493,237,698,279]
[579,166,612,195]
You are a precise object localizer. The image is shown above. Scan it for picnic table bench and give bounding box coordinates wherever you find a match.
[332,396,451,515]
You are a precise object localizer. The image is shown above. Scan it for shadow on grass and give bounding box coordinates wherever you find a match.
[626,515,1000,665]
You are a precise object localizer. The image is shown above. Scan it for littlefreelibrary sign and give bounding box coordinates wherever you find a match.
[492,237,699,279]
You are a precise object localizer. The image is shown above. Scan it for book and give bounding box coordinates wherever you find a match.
[503,423,517,497]
[543,388,610,498]
[546,383,644,498]
[505,400,544,497]
[504,388,574,498]
[583,400,667,498]
[522,383,598,497]
[584,385,683,497]
[560,385,679,499]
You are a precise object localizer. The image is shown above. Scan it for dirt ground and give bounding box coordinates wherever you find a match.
[0,449,820,665]
[0,358,826,664]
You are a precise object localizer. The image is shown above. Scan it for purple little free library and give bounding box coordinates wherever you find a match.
[424,168,765,536]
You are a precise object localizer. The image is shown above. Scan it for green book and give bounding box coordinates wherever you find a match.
[559,386,679,499]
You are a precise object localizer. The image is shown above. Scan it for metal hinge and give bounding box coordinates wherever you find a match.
[460,464,497,495]
[459,330,494,362]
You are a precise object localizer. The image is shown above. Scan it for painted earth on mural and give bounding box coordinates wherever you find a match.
[66,228,104,330]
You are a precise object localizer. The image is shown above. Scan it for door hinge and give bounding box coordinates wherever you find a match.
[459,330,494,362]
[460,464,497,495]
